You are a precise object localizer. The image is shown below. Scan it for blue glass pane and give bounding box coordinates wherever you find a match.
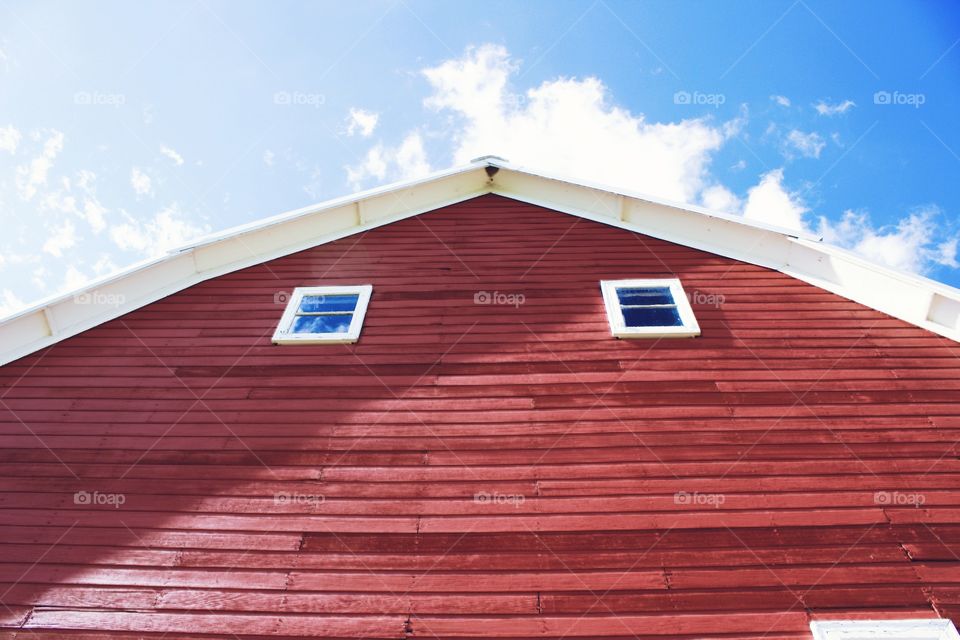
[622,306,682,327]
[299,294,359,313]
[291,314,353,334]
[617,287,675,306]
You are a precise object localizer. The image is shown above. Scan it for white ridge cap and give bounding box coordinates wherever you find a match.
[470,154,510,164]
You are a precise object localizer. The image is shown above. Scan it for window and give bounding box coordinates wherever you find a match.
[272,285,373,345]
[600,278,700,338]
[810,620,960,640]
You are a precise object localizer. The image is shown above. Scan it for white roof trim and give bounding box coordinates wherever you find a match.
[2,156,959,365]
[492,157,823,241]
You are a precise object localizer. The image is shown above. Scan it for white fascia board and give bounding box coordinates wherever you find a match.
[0,161,482,327]
[0,251,203,366]
[784,237,960,340]
[489,157,822,241]
[2,156,959,366]
[490,170,795,271]
[189,169,489,275]
[177,160,487,252]
[491,169,960,343]
[0,164,491,366]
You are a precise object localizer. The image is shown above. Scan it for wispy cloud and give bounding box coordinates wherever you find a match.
[815,99,856,116]
[15,129,64,200]
[160,145,184,166]
[42,219,77,257]
[785,129,826,158]
[346,132,430,190]
[130,167,153,197]
[819,206,957,274]
[0,125,20,154]
[0,289,25,317]
[345,108,379,137]
[110,205,209,254]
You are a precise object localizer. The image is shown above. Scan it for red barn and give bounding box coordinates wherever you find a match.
[1,157,960,639]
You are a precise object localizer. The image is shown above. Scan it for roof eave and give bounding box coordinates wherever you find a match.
[1,157,958,366]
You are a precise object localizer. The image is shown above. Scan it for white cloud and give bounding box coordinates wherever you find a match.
[742,168,808,231]
[82,198,107,234]
[39,169,108,233]
[815,99,856,116]
[0,125,20,154]
[61,264,88,291]
[0,289,25,318]
[700,184,742,213]
[31,266,48,291]
[739,175,948,274]
[785,129,826,159]
[263,149,275,167]
[40,190,77,216]
[92,253,119,276]
[76,170,107,233]
[110,205,209,254]
[0,251,36,268]
[347,147,387,185]
[394,134,431,179]
[346,132,431,190]
[937,238,959,269]
[345,108,379,137]
[341,43,957,281]
[160,145,184,166]
[15,129,64,200]
[42,219,77,257]
[414,44,731,205]
[818,206,958,274]
[130,167,153,197]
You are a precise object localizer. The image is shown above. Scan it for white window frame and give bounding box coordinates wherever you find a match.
[810,620,960,640]
[600,278,700,339]
[272,285,373,345]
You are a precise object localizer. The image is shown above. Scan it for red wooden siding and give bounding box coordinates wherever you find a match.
[1,193,959,638]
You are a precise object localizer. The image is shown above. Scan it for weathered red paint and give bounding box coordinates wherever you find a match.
[0,194,958,638]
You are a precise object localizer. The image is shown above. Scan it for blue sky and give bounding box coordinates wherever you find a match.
[1,0,959,314]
